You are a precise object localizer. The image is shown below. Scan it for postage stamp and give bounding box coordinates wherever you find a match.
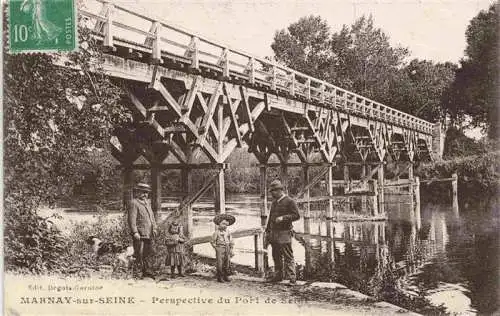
[8,0,77,53]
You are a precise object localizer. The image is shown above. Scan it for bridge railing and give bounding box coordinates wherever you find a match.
[79,0,434,135]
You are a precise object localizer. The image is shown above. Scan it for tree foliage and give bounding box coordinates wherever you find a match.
[271,15,455,123]
[3,21,130,271]
[442,127,489,159]
[330,16,409,102]
[445,4,499,138]
[271,15,333,80]
[389,59,456,122]
[417,151,500,204]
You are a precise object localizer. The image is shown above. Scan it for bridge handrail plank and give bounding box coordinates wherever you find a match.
[81,1,434,134]
[190,227,263,245]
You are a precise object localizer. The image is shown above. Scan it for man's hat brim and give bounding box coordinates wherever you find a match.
[269,184,284,191]
[213,214,236,226]
[134,183,151,192]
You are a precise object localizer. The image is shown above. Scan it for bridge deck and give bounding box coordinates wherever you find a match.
[79,0,433,135]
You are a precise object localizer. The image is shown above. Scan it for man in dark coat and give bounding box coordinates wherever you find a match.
[128,183,157,278]
[265,180,300,283]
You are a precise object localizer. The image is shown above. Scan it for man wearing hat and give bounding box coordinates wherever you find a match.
[128,183,157,278]
[265,179,300,283]
[210,214,236,282]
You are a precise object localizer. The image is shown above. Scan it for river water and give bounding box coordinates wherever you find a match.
[43,193,499,315]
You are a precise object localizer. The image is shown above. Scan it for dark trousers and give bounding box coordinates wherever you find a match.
[133,238,153,274]
[271,242,296,281]
[215,246,230,277]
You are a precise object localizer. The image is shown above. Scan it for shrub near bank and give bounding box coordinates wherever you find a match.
[417,151,500,203]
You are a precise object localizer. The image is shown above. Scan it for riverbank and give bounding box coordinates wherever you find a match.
[4,271,420,316]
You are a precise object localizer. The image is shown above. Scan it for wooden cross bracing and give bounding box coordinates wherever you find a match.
[113,72,268,166]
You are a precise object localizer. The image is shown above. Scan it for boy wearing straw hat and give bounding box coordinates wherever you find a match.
[128,183,157,278]
[210,214,236,283]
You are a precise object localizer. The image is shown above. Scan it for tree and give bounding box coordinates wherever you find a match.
[442,126,488,158]
[388,59,456,122]
[272,15,410,105]
[330,16,409,102]
[271,15,334,80]
[3,21,130,271]
[445,4,498,138]
[271,15,460,124]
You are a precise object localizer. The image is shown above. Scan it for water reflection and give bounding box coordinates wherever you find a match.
[52,193,498,315]
[202,195,497,315]
[292,199,498,315]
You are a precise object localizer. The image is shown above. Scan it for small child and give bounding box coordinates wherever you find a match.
[165,222,187,277]
[210,214,235,283]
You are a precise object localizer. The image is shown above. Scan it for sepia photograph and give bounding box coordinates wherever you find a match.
[2,0,498,315]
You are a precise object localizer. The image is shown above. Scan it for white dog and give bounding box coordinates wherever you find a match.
[86,236,135,270]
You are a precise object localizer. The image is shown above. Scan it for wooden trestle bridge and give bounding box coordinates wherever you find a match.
[79,1,441,270]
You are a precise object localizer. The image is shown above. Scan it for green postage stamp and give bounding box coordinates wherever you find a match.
[8,0,77,53]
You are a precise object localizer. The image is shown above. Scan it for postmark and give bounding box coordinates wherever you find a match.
[8,0,77,53]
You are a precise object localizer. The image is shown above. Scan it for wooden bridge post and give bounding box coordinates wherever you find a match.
[343,165,350,213]
[373,223,380,266]
[414,177,421,230]
[302,165,312,276]
[259,166,269,226]
[181,168,193,237]
[254,233,264,273]
[214,167,226,214]
[326,165,335,264]
[303,165,311,232]
[122,165,134,213]
[452,172,459,217]
[361,164,367,215]
[408,163,417,226]
[327,164,334,220]
[151,163,162,220]
[394,163,400,193]
[408,162,414,180]
[103,2,115,50]
[259,166,269,270]
[280,164,289,194]
[377,163,385,215]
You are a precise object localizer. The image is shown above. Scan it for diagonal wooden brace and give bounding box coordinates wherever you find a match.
[182,75,201,115]
[223,82,242,147]
[295,166,329,199]
[239,86,254,132]
[178,173,217,214]
[198,82,222,136]
[195,92,219,140]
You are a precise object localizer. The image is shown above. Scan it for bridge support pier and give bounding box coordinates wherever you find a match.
[360,164,368,215]
[326,164,335,264]
[452,172,459,217]
[327,165,334,219]
[151,163,162,220]
[377,164,385,216]
[122,164,134,215]
[181,168,193,237]
[343,165,351,213]
[259,166,269,271]
[408,163,416,227]
[280,164,289,195]
[214,167,226,214]
[414,177,421,230]
[302,165,312,275]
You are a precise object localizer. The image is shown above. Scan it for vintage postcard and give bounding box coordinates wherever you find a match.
[3,0,498,315]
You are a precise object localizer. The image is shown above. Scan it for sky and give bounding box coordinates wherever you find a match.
[117,0,497,64]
